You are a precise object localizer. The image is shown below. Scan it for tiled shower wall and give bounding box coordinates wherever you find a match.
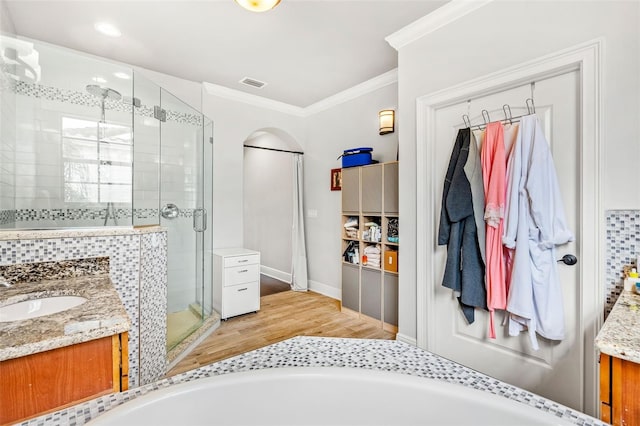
[605,210,640,316]
[0,230,168,387]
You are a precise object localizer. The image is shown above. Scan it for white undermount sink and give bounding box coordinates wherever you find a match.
[0,296,88,322]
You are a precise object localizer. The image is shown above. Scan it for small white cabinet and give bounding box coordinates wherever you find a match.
[213,248,261,320]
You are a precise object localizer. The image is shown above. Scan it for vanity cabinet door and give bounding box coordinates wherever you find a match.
[0,333,127,425]
[600,353,640,425]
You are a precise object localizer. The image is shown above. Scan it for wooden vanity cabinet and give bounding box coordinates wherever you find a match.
[600,353,640,425]
[0,332,128,425]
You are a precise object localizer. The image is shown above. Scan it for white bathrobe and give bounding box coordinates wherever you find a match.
[503,114,574,350]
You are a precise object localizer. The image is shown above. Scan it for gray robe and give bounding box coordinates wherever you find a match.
[437,128,486,324]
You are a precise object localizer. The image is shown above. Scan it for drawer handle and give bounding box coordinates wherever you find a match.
[238,269,248,273]
[238,259,249,263]
[237,287,248,292]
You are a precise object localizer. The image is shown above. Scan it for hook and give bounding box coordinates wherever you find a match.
[481,109,490,124]
[526,98,536,114]
[502,104,513,124]
[525,98,536,114]
[462,114,471,128]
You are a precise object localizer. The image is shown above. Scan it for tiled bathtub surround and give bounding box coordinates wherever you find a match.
[0,256,109,284]
[0,227,168,387]
[22,336,604,426]
[605,210,640,316]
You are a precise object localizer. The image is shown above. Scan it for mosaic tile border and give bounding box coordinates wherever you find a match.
[0,208,196,224]
[21,337,604,426]
[0,209,15,225]
[14,81,203,127]
[605,210,640,317]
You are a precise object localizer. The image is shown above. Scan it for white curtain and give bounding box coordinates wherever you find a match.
[291,154,308,291]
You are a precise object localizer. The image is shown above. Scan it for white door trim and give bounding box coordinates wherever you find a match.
[415,39,603,416]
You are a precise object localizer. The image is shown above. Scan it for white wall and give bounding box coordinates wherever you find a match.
[396,0,640,341]
[201,92,305,250]
[303,83,398,296]
[0,0,15,35]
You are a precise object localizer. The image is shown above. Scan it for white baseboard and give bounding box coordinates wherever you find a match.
[395,333,417,347]
[260,265,292,284]
[309,280,341,300]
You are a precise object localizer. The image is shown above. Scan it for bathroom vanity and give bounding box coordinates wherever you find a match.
[0,260,130,425]
[595,291,640,425]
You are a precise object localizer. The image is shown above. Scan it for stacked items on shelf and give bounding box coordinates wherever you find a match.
[343,240,359,264]
[363,245,381,268]
[344,216,358,239]
[387,218,399,243]
[363,221,381,242]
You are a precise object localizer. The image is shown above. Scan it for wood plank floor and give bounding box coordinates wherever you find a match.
[167,290,395,377]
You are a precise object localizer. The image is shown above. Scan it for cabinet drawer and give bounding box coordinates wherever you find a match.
[223,282,260,319]
[224,254,259,268]
[224,263,260,286]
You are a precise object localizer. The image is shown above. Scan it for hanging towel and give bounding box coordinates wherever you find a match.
[438,128,486,325]
[504,114,574,350]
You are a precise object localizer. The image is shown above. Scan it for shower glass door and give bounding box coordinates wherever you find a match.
[160,89,207,352]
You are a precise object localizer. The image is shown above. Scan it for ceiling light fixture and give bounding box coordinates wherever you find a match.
[94,22,121,37]
[235,0,281,13]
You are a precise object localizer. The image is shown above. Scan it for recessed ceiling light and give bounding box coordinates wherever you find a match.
[114,71,130,80]
[92,76,107,84]
[94,22,121,37]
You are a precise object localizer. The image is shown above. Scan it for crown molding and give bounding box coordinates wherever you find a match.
[385,0,494,51]
[203,82,306,117]
[203,68,398,118]
[303,68,398,116]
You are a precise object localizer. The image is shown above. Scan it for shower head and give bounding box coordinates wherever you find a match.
[86,84,122,101]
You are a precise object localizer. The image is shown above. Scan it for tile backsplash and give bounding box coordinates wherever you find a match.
[605,210,640,316]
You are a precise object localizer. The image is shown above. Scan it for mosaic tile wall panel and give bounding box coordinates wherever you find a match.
[605,210,640,317]
[139,231,168,385]
[0,234,142,387]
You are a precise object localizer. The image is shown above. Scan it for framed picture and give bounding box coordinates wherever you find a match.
[331,168,342,191]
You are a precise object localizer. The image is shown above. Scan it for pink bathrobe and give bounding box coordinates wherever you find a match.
[481,122,507,339]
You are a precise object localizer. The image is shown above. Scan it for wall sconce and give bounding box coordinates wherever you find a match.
[379,109,395,135]
[235,0,281,12]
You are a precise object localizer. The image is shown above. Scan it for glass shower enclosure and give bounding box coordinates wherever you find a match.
[0,35,213,356]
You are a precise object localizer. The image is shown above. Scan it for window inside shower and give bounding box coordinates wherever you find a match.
[62,117,132,204]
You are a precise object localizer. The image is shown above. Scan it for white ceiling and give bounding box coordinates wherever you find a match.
[4,0,447,108]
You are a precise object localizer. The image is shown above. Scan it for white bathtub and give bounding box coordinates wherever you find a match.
[91,367,572,425]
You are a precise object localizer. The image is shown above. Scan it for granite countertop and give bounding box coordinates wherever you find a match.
[595,290,640,363]
[0,225,165,241]
[0,274,130,362]
[22,336,604,426]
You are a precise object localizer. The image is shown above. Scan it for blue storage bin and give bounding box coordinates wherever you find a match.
[341,147,373,168]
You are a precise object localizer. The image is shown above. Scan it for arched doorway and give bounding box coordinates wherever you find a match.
[242,128,307,291]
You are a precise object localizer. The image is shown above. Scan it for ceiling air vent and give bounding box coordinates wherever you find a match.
[240,77,267,89]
